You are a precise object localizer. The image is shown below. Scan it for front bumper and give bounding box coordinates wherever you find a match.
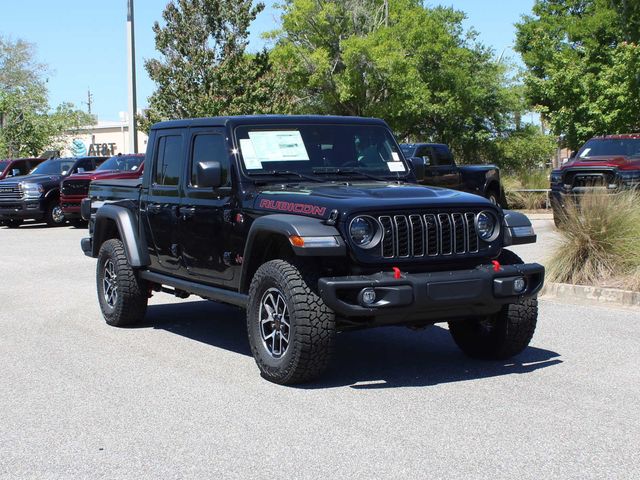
[318,263,544,325]
[60,194,84,217]
[0,199,46,220]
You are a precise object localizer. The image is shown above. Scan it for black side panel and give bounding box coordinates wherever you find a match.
[92,204,151,267]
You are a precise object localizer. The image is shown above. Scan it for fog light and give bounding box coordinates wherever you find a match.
[513,277,526,294]
[361,288,376,305]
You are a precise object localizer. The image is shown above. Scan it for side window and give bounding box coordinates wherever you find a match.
[434,145,453,166]
[190,134,229,187]
[154,135,183,186]
[15,161,30,175]
[76,159,95,172]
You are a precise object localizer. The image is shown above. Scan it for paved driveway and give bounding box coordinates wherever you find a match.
[0,221,637,479]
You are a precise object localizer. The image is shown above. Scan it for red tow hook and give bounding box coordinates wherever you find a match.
[392,267,402,279]
[492,260,501,272]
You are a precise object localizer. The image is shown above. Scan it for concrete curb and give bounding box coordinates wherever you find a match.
[541,282,640,307]
[526,213,553,220]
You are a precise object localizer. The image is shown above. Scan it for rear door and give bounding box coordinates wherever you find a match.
[142,130,185,272]
[178,127,235,284]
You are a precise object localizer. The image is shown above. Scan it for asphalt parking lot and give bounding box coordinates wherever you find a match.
[1,219,638,479]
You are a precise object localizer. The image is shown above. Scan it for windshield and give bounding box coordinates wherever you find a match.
[578,138,640,158]
[97,155,143,172]
[0,161,9,173]
[235,124,408,179]
[30,159,76,175]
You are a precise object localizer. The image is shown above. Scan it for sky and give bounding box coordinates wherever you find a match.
[0,0,535,122]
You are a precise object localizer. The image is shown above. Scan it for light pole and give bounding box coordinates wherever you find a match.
[127,0,138,154]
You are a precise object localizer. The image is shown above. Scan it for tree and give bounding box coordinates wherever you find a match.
[269,0,514,161]
[0,36,92,157]
[142,0,292,130]
[515,0,640,149]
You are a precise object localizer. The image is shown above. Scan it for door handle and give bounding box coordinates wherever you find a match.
[146,203,162,214]
[179,206,196,220]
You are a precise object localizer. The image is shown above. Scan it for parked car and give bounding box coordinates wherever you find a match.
[400,143,505,206]
[60,154,144,221]
[0,158,46,181]
[0,156,107,228]
[80,115,543,384]
[550,134,640,226]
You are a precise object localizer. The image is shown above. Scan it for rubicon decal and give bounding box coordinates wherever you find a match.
[259,199,326,216]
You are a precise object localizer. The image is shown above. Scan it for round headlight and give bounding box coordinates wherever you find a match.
[349,216,379,248]
[476,211,499,242]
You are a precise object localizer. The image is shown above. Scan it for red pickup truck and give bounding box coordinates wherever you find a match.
[0,158,46,180]
[550,134,640,225]
[60,154,144,220]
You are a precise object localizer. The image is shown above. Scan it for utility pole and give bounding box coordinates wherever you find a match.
[127,0,138,154]
[86,88,93,115]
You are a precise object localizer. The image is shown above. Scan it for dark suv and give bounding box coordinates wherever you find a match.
[0,156,106,228]
[81,115,544,384]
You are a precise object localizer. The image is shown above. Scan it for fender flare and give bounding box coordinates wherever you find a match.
[92,204,151,267]
[239,214,345,292]
[502,210,536,246]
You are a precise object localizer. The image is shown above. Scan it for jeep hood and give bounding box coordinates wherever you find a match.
[562,155,640,170]
[253,182,493,218]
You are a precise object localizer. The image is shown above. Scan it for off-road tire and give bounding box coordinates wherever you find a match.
[45,202,65,227]
[448,249,538,359]
[246,259,336,385]
[5,219,23,228]
[97,239,148,327]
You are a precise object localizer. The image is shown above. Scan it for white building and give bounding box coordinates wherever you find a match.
[62,120,149,158]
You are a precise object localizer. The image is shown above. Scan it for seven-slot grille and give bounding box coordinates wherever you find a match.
[377,212,480,259]
[0,183,22,201]
[61,179,90,196]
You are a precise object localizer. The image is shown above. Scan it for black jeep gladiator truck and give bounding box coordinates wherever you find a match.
[81,116,544,384]
[0,156,106,228]
[400,143,505,206]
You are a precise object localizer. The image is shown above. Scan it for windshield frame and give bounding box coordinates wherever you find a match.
[0,161,10,174]
[233,123,411,182]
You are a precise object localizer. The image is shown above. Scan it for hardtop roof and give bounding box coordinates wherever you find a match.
[152,115,389,131]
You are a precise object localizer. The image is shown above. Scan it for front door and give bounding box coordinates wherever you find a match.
[143,130,185,272]
[178,128,235,283]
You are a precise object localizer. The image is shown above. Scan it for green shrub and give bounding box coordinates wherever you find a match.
[548,191,640,289]
[503,169,550,210]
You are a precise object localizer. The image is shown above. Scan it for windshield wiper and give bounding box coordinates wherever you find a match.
[312,167,398,182]
[248,170,324,182]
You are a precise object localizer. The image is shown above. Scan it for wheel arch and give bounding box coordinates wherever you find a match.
[239,214,345,293]
[92,204,151,267]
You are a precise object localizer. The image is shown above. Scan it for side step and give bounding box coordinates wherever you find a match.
[139,270,248,308]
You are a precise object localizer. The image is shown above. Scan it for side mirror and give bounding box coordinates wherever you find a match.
[569,151,577,159]
[409,157,426,181]
[196,161,223,188]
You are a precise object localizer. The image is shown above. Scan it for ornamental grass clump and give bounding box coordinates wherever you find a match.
[547,190,640,289]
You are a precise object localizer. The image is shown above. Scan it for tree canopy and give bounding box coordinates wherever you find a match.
[269,0,518,161]
[515,0,640,149]
[141,0,292,130]
[0,36,91,158]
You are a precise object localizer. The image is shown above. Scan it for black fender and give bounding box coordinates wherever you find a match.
[91,204,151,267]
[239,214,345,292]
[502,210,536,246]
[44,188,60,202]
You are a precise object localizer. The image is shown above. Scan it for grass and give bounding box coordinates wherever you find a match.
[504,169,550,210]
[547,191,640,290]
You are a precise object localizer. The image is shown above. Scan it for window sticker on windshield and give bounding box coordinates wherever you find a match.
[387,161,406,172]
[240,139,263,170]
[248,130,309,162]
[580,147,591,157]
[391,151,400,161]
